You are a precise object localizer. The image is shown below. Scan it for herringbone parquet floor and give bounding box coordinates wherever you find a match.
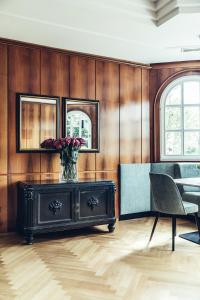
[1,217,200,300]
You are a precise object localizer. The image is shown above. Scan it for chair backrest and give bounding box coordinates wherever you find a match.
[149,173,186,215]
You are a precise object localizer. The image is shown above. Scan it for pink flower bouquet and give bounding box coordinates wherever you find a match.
[40,137,86,151]
[40,137,86,181]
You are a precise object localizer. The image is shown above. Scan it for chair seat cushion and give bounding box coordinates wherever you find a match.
[182,201,198,214]
[182,192,200,205]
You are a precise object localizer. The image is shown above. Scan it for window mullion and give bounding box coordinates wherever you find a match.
[181,81,184,156]
[199,81,200,155]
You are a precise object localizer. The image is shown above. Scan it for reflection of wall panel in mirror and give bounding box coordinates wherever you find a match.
[0,176,8,232]
[120,65,142,164]
[17,95,59,152]
[41,50,69,173]
[21,101,40,149]
[142,69,150,163]
[40,102,57,142]
[96,61,120,171]
[0,43,7,174]
[8,45,41,174]
[70,55,96,172]
[8,173,40,231]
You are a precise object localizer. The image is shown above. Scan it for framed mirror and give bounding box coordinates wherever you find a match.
[62,98,100,152]
[16,93,60,152]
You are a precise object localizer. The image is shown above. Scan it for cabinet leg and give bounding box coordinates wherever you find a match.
[108,222,115,233]
[25,233,34,245]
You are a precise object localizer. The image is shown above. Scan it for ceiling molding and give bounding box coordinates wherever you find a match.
[153,0,200,26]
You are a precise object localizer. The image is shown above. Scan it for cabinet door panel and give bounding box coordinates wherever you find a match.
[36,189,74,225]
[79,187,110,220]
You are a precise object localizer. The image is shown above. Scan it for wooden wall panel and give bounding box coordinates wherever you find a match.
[96,61,120,171]
[141,69,150,163]
[78,172,96,180]
[0,176,8,232]
[70,56,95,99]
[40,50,69,173]
[120,65,142,163]
[40,173,59,181]
[0,44,8,174]
[70,55,96,172]
[8,173,40,231]
[8,45,41,174]
[0,38,151,231]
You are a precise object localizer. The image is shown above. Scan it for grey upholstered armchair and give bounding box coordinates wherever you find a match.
[149,173,200,251]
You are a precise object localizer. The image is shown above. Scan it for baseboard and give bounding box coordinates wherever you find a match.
[119,211,154,221]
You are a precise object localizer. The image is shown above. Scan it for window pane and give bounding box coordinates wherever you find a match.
[165,132,182,155]
[166,85,181,105]
[165,107,181,130]
[184,132,200,155]
[184,107,200,129]
[184,81,200,104]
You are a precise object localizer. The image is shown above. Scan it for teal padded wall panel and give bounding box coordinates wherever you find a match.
[120,164,151,215]
[151,163,175,178]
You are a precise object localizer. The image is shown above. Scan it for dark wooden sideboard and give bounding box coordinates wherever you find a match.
[17,180,116,244]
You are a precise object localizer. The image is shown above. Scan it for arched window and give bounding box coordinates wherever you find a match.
[67,110,92,149]
[160,75,200,160]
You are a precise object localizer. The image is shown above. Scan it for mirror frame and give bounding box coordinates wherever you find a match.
[16,93,60,153]
[62,97,100,153]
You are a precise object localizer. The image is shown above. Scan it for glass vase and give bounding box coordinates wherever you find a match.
[59,149,79,182]
[60,161,78,182]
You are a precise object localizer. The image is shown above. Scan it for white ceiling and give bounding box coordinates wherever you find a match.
[0,0,200,64]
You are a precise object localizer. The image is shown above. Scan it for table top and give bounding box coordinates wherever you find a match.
[174,177,200,187]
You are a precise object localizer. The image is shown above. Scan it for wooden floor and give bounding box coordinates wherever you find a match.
[1,218,200,300]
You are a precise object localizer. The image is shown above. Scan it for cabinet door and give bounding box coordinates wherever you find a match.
[36,188,74,226]
[78,186,113,221]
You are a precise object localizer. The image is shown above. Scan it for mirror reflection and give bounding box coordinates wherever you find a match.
[63,98,99,152]
[17,94,60,151]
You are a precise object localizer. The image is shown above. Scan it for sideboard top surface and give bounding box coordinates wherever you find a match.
[18,179,115,188]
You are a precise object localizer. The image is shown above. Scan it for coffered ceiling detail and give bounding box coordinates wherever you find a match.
[153,0,200,26]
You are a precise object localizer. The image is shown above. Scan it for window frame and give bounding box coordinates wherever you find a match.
[160,75,200,161]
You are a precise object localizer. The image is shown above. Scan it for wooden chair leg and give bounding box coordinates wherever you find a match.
[194,213,200,239]
[149,214,159,243]
[172,216,176,251]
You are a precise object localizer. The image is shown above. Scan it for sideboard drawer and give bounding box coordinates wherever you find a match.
[79,188,109,220]
[37,190,74,225]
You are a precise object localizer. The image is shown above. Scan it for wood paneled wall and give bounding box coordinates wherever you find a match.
[0,40,150,232]
[150,61,200,162]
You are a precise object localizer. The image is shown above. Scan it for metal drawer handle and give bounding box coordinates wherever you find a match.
[49,200,63,215]
[87,197,99,210]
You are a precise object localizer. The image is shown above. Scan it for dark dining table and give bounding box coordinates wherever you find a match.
[175,177,200,245]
